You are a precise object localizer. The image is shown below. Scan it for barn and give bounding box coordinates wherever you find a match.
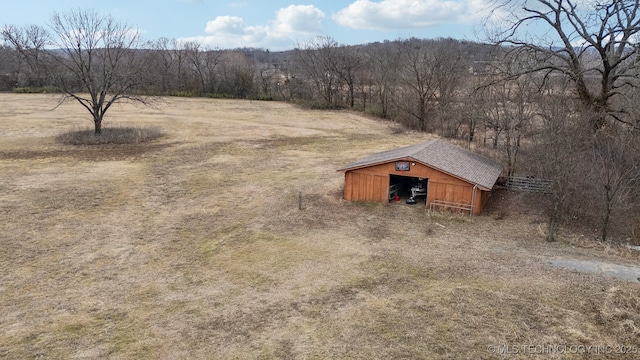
[337,139,503,215]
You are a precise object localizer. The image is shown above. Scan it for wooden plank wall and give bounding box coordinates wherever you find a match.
[344,171,388,202]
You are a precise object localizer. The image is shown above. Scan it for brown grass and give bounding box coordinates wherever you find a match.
[1,94,639,359]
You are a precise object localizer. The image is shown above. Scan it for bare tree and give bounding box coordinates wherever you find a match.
[488,0,640,130]
[149,37,180,94]
[292,37,344,108]
[217,51,255,98]
[394,38,438,132]
[4,9,153,135]
[1,25,50,87]
[461,85,486,144]
[588,129,640,241]
[531,89,587,242]
[479,76,538,176]
[53,9,154,135]
[364,41,400,118]
[327,44,365,108]
[0,44,20,90]
[183,41,221,96]
[430,39,471,137]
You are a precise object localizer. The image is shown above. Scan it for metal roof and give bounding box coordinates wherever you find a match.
[338,139,503,191]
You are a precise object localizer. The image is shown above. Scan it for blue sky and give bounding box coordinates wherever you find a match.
[2,0,496,51]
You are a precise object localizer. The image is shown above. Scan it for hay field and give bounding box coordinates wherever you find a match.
[1,94,639,359]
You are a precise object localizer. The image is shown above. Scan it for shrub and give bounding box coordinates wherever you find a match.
[168,91,195,97]
[204,92,234,99]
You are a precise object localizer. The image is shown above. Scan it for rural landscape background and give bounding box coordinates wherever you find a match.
[1,94,639,358]
[3,2,640,358]
[5,2,640,243]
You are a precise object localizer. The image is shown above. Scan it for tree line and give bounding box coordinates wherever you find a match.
[3,2,640,243]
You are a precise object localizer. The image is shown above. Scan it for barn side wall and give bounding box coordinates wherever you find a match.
[342,159,492,215]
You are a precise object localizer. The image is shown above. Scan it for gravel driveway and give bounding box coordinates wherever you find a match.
[549,258,640,283]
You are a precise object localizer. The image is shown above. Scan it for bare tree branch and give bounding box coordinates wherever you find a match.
[487,0,640,130]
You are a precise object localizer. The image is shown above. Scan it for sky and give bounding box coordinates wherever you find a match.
[1,0,498,51]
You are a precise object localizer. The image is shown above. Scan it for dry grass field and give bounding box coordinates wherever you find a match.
[1,93,639,359]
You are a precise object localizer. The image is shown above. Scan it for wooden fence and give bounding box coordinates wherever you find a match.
[504,176,552,194]
[429,199,474,219]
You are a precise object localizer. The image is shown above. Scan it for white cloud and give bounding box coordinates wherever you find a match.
[205,16,246,35]
[178,4,324,50]
[272,5,324,34]
[333,0,490,30]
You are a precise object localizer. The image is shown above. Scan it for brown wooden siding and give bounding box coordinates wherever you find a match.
[344,171,388,203]
[343,159,493,215]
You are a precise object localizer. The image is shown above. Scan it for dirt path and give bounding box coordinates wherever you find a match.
[549,258,640,283]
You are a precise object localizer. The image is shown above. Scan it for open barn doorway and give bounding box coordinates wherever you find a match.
[389,175,428,205]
